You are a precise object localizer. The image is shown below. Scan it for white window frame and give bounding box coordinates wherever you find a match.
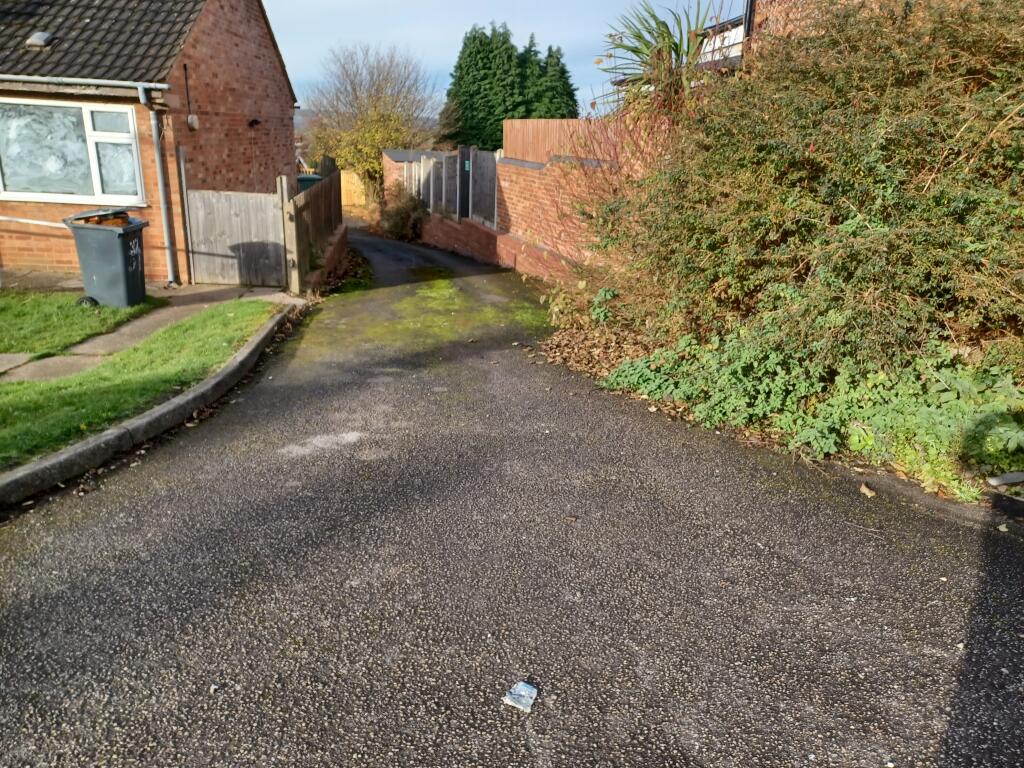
[0,96,146,206]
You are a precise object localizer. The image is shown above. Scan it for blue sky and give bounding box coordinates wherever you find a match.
[263,0,745,112]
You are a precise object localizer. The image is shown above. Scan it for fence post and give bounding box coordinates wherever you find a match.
[469,148,475,222]
[493,150,501,231]
[278,175,300,294]
[431,159,437,214]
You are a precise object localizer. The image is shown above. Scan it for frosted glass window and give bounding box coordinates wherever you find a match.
[97,142,138,196]
[91,111,131,133]
[0,104,94,195]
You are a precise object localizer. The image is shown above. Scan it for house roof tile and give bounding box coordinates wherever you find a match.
[0,0,207,84]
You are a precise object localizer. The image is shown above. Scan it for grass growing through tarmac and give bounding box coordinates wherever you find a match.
[0,291,164,358]
[0,299,276,469]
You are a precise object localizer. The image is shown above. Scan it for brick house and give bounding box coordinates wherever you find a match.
[0,0,297,284]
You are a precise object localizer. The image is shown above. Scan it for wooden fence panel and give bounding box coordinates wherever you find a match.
[470,149,497,227]
[284,171,343,292]
[430,159,444,212]
[444,155,458,216]
[187,189,285,287]
[503,119,584,164]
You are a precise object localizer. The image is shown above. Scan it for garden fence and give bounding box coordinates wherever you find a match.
[390,147,500,229]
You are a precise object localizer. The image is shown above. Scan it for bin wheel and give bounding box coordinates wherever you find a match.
[76,296,99,308]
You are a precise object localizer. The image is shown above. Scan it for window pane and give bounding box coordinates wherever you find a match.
[0,104,93,195]
[91,111,130,134]
[96,142,138,196]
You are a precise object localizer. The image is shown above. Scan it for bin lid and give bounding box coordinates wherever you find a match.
[63,207,147,231]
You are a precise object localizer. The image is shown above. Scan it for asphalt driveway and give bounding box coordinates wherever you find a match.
[0,232,1021,767]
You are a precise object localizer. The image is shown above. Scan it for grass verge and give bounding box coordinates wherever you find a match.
[0,299,276,470]
[0,291,163,358]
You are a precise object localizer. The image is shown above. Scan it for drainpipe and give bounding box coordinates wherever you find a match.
[138,87,178,285]
[0,75,178,284]
[744,0,757,42]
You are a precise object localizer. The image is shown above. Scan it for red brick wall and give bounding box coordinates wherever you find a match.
[396,151,594,283]
[0,0,295,284]
[165,0,296,193]
[382,155,406,200]
[423,217,498,265]
[496,160,594,265]
[421,215,575,282]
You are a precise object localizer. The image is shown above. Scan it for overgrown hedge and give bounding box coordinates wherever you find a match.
[584,0,1024,499]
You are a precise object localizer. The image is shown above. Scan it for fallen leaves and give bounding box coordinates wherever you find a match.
[541,325,654,380]
[859,483,877,499]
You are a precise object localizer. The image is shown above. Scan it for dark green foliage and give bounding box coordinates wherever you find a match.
[533,47,580,119]
[442,25,578,149]
[442,26,493,148]
[588,0,1024,498]
[605,338,1024,500]
[484,24,527,148]
[519,36,546,117]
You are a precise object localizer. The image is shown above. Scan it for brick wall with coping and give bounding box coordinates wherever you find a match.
[421,214,576,283]
[0,0,295,284]
[415,154,595,283]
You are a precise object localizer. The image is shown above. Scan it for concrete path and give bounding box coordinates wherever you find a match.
[0,232,1021,766]
[1,284,299,383]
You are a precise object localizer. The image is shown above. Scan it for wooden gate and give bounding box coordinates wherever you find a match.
[186,189,286,287]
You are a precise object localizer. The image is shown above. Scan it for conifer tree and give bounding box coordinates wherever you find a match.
[441,25,491,147]
[483,24,526,149]
[519,35,547,119]
[533,47,580,119]
[441,25,579,149]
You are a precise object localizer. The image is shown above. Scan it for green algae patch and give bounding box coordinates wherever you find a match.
[368,273,548,346]
[301,262,550,355]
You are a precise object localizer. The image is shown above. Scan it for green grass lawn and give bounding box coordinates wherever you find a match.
[0,291,163,358]
[0,299,277,470]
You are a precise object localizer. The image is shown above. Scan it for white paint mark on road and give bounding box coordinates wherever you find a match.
[279,432,364,458]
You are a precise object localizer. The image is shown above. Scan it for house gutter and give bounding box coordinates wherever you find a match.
[0,74,179,285]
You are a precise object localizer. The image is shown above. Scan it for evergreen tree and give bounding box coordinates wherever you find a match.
[532,47,580,119]
[483,24,526,150]
[519,35,546,118]
[441,26,579,149]
[441,25,491,147]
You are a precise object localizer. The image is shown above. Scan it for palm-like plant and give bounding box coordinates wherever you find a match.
[601,1,711,113]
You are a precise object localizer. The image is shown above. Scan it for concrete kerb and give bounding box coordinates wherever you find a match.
[0,306,291,509]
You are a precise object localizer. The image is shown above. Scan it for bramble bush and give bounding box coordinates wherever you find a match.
[379,184,427,242]
[582,0,1024,499]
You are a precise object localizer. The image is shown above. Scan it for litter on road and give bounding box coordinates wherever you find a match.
[502,681,538,713]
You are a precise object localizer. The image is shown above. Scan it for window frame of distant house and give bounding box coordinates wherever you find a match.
[0,96,146,207]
